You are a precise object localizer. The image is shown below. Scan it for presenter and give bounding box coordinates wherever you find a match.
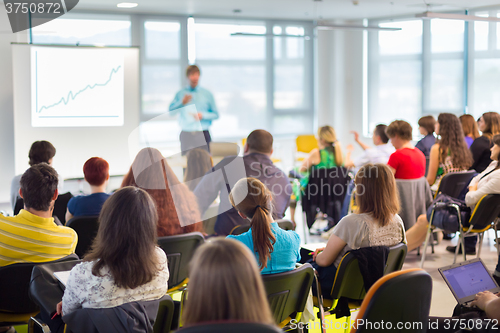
[169,65,219,155]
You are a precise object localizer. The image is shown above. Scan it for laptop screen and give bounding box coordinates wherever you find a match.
[441,260,497,300]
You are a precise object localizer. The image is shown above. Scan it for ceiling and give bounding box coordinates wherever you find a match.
[75,0,500,21]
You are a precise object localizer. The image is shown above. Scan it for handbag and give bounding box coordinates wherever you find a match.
[426,193,471,233]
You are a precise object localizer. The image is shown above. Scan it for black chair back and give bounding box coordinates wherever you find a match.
[261,263,314,325]
[0,254,78,314]
[436,171,476,198]
[469,194,500,230]
[175,322,282,333]
[230,225,250,235]
[301,167,350,228]
[153,295,175,333]
[354,269,432,333]
[331,252,365,301]
[15,192,74,225]
[384,243,407,275]
[157,232,204,289]
[66,216,99,258]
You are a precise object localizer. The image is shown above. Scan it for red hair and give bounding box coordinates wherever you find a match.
[121,148,203,237]
[84,157,109,186]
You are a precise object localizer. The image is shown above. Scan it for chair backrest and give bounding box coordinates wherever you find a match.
[157,232,205,289]
[351,269,432,333]
[330,252,366,301]
[0,254,79,314]
[384,243,407,275]
[229,224,250,235]
[153,295,175,333]
[296,135,318,153]
[66,216,100,258]
[436,171,477,198]
[275,219,295,231]
[209,142,238,158]
[468,194,500,231]
[175,322,283,333]
[261,263,314,324]
[14,192,74,225]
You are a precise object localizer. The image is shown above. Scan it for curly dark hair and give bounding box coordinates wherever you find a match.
[437,113,473,170]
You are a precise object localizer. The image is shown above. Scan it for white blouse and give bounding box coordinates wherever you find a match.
[465,161,500,208]
[62,247,169,316]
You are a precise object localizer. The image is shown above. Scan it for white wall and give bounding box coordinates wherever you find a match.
[0,7,28,203]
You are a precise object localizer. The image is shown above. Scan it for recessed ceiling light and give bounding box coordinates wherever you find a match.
[117,2,138,8]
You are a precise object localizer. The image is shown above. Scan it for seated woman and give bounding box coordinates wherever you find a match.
[386,120,426,179]
[426,113,473,191]
[54,187,169,330]
[459,114,480,149]
[184,148,213,191]
[227,177,300,274]
[66,157,111,222]
[406,134,500,253]
[122,147,203,237]
[289,125,344,223]
[182,238,276,327]
[311,164,405,298]
[415,115,436,157]
[470,111,500,173]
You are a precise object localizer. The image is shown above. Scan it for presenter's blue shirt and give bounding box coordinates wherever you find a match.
[227,222,301,274]
[169,85,219,132]
[67,192,111,217]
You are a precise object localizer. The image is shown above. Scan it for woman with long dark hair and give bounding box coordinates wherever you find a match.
[427,113,473,190]
[470,111,500,173]
[122,148,202,237]
[227,177,300,274]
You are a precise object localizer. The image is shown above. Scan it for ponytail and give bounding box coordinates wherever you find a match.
[228,178,276,271]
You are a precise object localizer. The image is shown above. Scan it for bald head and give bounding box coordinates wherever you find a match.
[246,130,273,155]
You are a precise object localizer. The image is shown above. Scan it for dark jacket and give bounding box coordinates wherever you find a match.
[470,136,493,173]
[415,134,436,157]
[194,153,291,236]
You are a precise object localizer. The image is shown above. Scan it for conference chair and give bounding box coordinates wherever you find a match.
[153,295,176,333]
[275,219,295,231]
[174,322,283,333]
[295,134,318,163]
[420,171,478,267]
[14,192,74,225]
[65,216,99,258]
[229,219,296,236]
[262,263,315,331]
[157,232,205,293]
[350,269,432,333]
[384,243,407,275]
[0,254,78,329]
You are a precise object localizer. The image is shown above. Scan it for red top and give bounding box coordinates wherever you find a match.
[387,148,426,179]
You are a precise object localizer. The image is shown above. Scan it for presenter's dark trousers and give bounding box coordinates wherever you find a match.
[180,130,211,156]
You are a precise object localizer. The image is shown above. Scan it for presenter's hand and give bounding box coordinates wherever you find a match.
[192,113,203,120]
[182,94,192,105]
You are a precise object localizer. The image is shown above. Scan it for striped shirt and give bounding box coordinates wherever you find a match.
[0,209,78,266]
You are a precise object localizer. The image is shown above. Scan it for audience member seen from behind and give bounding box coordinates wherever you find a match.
[54,187,169,328]
[426,113,473,190]
[459,114,480,149]
[470,111,500,173]
[182,238,276,327]
[0,163,77,266]
[122,148,202,237]
[386,120,426,179]
[415,115,436,157]
[311,164,405,298]
[66,157,111,222]
[406,134,500,253]
[10,140,56,211]
[194,130,291,236]
[184,148,213,191]
[289,125,344,223]
[227,178,300,274]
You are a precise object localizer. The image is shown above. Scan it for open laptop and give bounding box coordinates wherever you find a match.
[439,258,500,307]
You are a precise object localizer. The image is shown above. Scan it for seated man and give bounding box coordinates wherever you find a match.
[0,163,78,266]
[66,157,111,222]
[194,130,291,236]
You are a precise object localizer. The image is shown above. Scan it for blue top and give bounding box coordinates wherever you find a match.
[169,85,219,131]
[415,134,436,157]
[465,136,474,148]
[227,222,301,274]
[67,192,111,217]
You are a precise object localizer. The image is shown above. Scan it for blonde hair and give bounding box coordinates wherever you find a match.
[355,164,400,227]
[182,239,275,326]
[318,125,343,166]
[229,178,275,270]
